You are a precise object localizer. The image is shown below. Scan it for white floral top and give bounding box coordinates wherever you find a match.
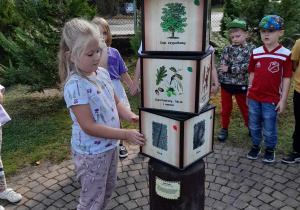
[64,67,120,155]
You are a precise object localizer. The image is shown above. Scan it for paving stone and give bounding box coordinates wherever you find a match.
[65,200,78,209]
[128,190,142,200]
[258,193,275,203]
[62,194,75,202]
[261,186,274,194]
[222,195,235,205]
[115,186,129,196]
[273,175,288,184]
[30,203,46,210]
[45,171,59,179]
[209,183,221,191]
[272,190,288,201]
[136,197,148,206]
[107,199,119,210]
[237,193,253,203]
[282,187,299,198]
[284,197,300,208]
[115,194,130,204]
[270,199,286,209]
[209,190,224,200]
[205,197,215,206]
[52,199,67,208]
[232,199,248,209]
[123,200,138,209]
[250,198,263,207]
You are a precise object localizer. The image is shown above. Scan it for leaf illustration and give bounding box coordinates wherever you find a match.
[156,66,168,85]
[175,73,183,80]
[169,67,177,72]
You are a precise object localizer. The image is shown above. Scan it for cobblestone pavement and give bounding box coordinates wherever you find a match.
[1,142,300,210]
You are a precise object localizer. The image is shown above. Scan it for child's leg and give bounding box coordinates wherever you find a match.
[101,146,118,209]
[261,102,278,149]
[248,99,263,146]
[221,88,233,129]
[72,148,118,210]
[119,122,128,158]
[234,93,249,128]
[293,90,300,152]
[0,128,8,191]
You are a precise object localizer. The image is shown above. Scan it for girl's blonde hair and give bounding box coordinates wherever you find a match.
[91,17,112,47]
[58,18,101,88]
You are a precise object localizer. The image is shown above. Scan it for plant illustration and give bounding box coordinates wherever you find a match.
[156,66,168,85]
[160,3,188,39]
[155,66,183,97]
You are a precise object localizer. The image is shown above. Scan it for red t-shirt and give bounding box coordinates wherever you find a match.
[247,44,292,103]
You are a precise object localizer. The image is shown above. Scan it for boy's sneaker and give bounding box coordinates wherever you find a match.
[263,148,275,163]
[281,150,300,164]
[218,128,228,141]
[247,145,261,160]
[119,145,128,158]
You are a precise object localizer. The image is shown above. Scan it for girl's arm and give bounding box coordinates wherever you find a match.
[0,92,3,104]
[130,58,141,96]
[121,72,133,89]
[276,77,291,114]
[71,104,145,146]
[98,38,108,69]
[210,53,219,96]
[113,91,138,124]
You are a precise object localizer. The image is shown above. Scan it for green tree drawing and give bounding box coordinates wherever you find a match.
[160,3,188,39]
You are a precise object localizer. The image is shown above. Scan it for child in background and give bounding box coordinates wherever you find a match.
[247,15,292,163]
[217,19,255,141]
[92,17,133,158]
[58,18,145,210]
[281,38,300,164]
[0,86,22,209]
[130,42,219,96]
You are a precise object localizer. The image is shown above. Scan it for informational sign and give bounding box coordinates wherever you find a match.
[155,177,181,200]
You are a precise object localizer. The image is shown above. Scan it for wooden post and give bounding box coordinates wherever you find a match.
[148,158,205,210]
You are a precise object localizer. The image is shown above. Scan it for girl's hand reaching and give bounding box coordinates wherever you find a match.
[125,129,145,146]
[99,37,107,51]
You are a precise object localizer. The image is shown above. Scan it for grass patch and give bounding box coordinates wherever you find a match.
[1,54,295,175]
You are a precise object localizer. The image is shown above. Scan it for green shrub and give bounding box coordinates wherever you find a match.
[220,0,300,48]
[0,0,97,92]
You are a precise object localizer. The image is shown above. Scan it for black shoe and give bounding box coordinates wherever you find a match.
[119,145,128,158]
[263,148,275,163]
[247,145,261,160]
[281,151,300,164]
[218,128,228,141]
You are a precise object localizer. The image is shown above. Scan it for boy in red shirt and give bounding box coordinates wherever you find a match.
[247,15,293,163]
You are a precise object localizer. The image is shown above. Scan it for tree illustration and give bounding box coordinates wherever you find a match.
[160,3,188,39]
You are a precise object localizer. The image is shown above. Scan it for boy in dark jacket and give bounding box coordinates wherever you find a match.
[217,19,255,141]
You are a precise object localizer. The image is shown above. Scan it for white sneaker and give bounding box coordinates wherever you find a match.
[0,188,22,203]
[0,205,4,210]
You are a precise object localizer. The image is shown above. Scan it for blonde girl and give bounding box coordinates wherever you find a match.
[92,17,134,158]
[58,18,145,210]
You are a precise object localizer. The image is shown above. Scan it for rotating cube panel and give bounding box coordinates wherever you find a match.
[142,0,211,55]
[139,104,215,169]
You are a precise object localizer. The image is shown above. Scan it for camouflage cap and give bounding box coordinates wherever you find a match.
[227,19,248,31]
[259,15,284,30]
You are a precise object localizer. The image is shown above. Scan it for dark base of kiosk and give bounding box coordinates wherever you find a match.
[148,158,205,210]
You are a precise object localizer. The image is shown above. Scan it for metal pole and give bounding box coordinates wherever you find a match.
[133,0,137,34]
